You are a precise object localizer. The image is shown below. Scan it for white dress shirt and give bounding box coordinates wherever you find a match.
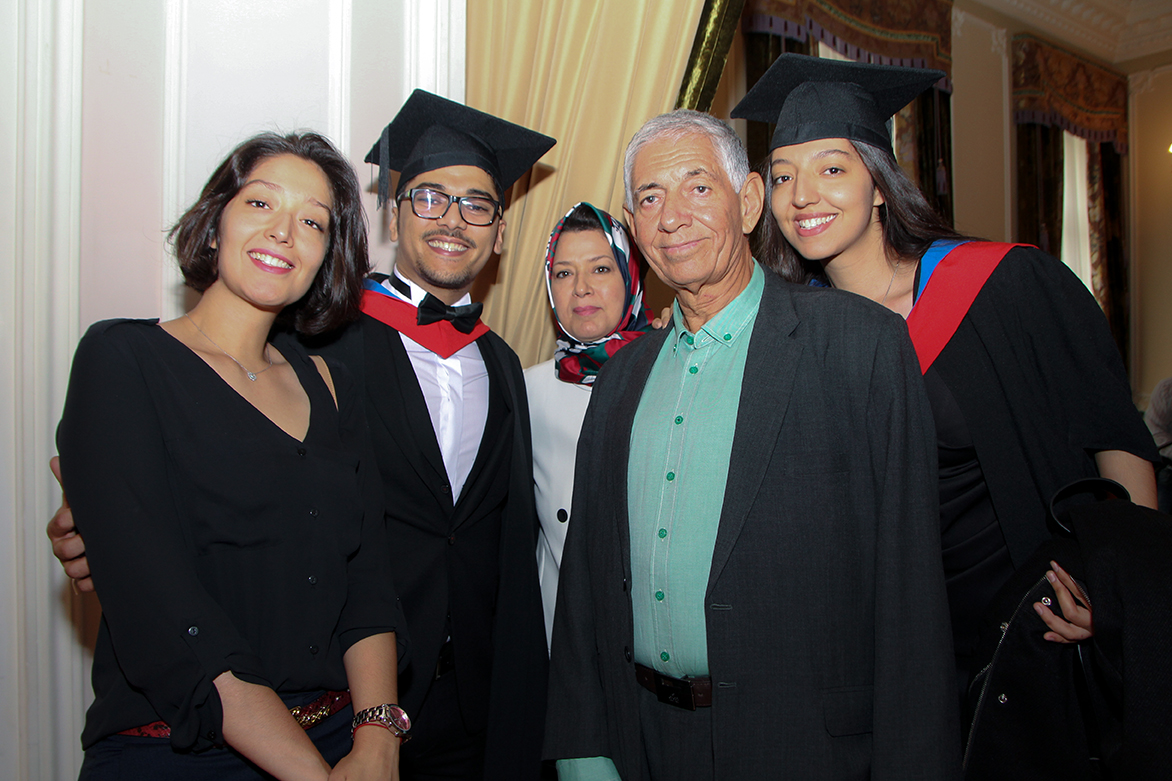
[381,271,489,503]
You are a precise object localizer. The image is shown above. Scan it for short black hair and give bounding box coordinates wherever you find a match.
[169,131,370,335]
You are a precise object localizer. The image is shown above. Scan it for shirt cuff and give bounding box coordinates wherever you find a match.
[556,757,622,781]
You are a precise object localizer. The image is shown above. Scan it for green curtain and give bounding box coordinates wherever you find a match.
[1015,123,1064,258]
[676,0,747,111]
[1094,142,1130,367]
[915,88,953,226]
[742,33,813,166]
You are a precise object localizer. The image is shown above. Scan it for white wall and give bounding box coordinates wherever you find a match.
[1130,65,1172,404]
[951,9,1012,242]
[1,1,464,776]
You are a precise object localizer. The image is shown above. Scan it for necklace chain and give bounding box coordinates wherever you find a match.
[878,265,898,307]
[184,313,273,381]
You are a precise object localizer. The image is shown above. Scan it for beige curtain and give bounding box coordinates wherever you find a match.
[467,0,706,368]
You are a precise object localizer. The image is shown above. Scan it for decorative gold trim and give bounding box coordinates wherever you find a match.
[677,0,748,111]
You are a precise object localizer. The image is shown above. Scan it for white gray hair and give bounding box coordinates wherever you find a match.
[623,110,751,212]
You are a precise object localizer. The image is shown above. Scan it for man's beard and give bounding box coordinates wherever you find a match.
[412,227,481,290]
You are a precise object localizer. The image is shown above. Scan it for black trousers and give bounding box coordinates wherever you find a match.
[637,684,715,781]
[399,668,486,781]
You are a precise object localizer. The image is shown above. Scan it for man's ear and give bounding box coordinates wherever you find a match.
[388,205,399,243]
[623,206,638,242]
[493,217,506,255]
[740,171,765,235]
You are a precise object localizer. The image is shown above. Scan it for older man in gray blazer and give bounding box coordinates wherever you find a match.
[544,111,959,780]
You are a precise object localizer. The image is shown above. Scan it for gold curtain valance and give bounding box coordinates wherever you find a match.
[1012,33,1127,153]
[744,0,953,79]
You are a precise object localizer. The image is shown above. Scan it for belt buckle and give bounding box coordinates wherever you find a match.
[654,672,697,711]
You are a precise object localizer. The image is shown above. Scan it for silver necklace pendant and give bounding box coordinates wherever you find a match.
[246,372,258,381]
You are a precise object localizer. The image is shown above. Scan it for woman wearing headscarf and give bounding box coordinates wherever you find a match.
[523,202,652,647]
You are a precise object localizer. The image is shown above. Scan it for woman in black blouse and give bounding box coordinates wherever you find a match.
[58,133,405,780]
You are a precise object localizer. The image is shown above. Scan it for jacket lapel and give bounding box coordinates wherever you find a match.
[707,273,803,594]
[361,316,449,500]
[450,333,512,524]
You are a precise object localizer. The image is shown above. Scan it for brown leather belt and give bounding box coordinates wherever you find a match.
[117,689,351,738]
[635,663,712,710]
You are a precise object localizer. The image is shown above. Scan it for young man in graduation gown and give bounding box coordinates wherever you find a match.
[47,91,555,781]
[306,91,554,781]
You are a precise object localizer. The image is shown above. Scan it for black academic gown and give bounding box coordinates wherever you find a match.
[928,246,1158,572]
[297,312,547,781]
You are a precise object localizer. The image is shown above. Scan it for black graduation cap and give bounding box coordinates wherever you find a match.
[365,89,556,208]
[731,53,944,152]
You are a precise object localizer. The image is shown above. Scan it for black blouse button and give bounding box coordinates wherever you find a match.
[297,447,307,458]
[308,575,318,586]
[308,508,319,518]
[309,645,319,655]
[440,483,451,495]
[557,508,568,523]
[187,626,199,636]
[624,646,632,663]
[448,535,456,546]
[207,730,217,740]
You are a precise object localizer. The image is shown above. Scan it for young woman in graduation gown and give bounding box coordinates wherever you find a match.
[523,202,652,648]
[56,132,407,780]
[732,53,1158,720]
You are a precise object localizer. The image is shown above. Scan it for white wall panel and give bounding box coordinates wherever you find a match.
[3,0,86,777]
[951,9,1012,242]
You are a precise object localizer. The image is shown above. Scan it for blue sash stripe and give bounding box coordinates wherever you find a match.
[915,239,971,301]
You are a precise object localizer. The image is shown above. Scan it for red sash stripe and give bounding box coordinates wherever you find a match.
[906,242,1028,374]
[361,289,488,359]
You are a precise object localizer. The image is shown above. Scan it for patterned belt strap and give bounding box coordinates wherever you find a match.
[117,689,352,738]
[290,690,352,729]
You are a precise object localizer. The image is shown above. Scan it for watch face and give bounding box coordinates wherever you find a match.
[388,705,411,732]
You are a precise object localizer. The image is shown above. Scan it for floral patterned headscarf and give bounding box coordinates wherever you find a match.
[544,202,652,385]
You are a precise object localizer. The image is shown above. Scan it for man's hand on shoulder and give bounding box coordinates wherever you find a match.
[651,305,673,330]
[46,456,93,593]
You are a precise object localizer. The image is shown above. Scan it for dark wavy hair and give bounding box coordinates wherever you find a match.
[753,140,966,284]
[168,132,370,335]
[559,202,606,234]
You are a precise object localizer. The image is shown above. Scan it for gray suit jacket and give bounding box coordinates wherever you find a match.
[546,269,960,779]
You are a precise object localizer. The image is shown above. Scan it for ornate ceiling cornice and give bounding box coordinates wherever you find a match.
[970,0,1172,63]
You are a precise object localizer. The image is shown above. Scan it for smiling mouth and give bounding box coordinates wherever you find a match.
[250,251,293,269]
[660,238,703,255]
[427,238,469,253]
[797,215,836,230]
[423,229,476,255]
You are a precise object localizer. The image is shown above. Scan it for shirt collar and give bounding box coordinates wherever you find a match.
[381,267,473,309]
[670,261,765,351]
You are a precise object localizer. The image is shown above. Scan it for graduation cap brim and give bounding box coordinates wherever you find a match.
[365,90,556,208]
[731,54,944,152]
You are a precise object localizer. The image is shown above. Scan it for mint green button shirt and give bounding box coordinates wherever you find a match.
[628,262,763,678]
[557,264,764,781]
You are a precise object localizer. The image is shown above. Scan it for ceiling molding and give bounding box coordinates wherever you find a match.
[970,0,1172,63]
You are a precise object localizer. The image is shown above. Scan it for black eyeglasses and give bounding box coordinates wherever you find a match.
[397,188,501,226]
